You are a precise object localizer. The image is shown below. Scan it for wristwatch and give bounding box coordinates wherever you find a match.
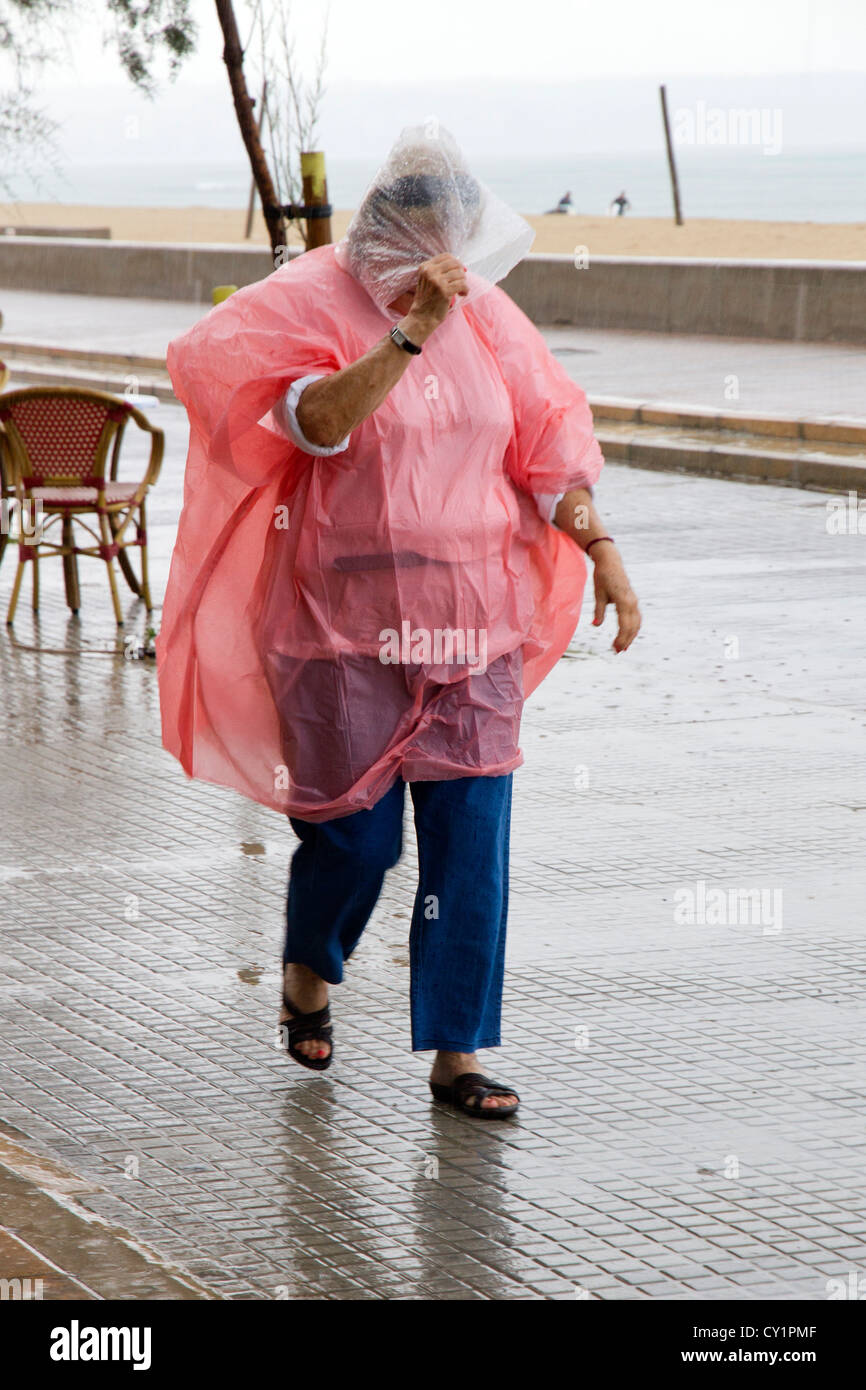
[389,325,423,355]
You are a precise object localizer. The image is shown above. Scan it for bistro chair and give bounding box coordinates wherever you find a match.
[0,360,9,571]
[0,386,163,626]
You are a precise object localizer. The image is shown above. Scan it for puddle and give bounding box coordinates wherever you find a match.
[0,1124,211,1299]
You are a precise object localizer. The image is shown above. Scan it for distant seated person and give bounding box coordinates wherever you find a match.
[545,190,574,214]
[609,190,630,217]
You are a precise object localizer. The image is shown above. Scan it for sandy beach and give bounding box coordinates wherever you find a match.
[2,202,865,261]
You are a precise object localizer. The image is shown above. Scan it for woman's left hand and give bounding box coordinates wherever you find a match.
[590,545,642,652]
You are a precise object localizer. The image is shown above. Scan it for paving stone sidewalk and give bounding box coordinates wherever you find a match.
[0,380,865,1298]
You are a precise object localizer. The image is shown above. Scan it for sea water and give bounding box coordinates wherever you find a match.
[6,147,866,223]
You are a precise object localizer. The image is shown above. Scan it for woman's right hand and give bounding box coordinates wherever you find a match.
[402,254,469,343]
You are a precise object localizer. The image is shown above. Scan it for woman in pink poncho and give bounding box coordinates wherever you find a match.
[158,126,641,1117]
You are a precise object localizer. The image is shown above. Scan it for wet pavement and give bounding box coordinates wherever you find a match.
[1,348,866,1299]
[0,1127,206,1299]
[2,284,866,419]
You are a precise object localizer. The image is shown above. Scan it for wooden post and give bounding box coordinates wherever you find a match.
[214,0,285,258]
[659,84,683,226]
[300,151,332,250]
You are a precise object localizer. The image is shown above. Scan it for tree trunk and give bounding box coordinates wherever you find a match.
[214,0,285,258]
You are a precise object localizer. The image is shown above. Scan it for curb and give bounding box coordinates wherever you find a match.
[2,350,864,494]
[589,394,866,446]
[596,430,866,492]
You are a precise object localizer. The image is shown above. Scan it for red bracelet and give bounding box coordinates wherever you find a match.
[585,536,615,554]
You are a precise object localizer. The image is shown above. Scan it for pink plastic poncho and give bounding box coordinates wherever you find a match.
[158,127,604,822]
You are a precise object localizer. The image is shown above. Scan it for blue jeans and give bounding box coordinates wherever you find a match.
[284,774,513,1052]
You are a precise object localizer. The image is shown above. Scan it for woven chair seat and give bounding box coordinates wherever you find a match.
[30,482,140,507]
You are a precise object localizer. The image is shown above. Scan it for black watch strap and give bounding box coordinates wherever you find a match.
[389,325,423,355]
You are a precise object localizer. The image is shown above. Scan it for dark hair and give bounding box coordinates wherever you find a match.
[372,171,481,215]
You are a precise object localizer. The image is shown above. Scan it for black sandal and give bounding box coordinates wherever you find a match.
[429,1072,519,1119]
[280,994,333,1071]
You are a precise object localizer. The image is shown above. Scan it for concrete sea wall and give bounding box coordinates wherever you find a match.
[1,236,864,344]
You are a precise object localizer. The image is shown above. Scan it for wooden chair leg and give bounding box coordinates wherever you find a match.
[6,557,26,625]
[111,512,141,596]
[31,551,39,612]
[98,512,124,626]
[61,515,81,614]
[138,499,153,611]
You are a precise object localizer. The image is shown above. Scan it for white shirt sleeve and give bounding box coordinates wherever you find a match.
[273,373,350,456]
[535,483,596,524]
[534,491,565,524]
[276,378,568,526]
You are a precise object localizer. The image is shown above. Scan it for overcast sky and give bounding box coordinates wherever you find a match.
[50,0,866,83]
[5,0,866,170]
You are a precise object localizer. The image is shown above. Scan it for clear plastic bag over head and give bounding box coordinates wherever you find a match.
[334,121,535,311]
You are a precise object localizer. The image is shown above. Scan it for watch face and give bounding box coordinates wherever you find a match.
[392,327,420,353]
